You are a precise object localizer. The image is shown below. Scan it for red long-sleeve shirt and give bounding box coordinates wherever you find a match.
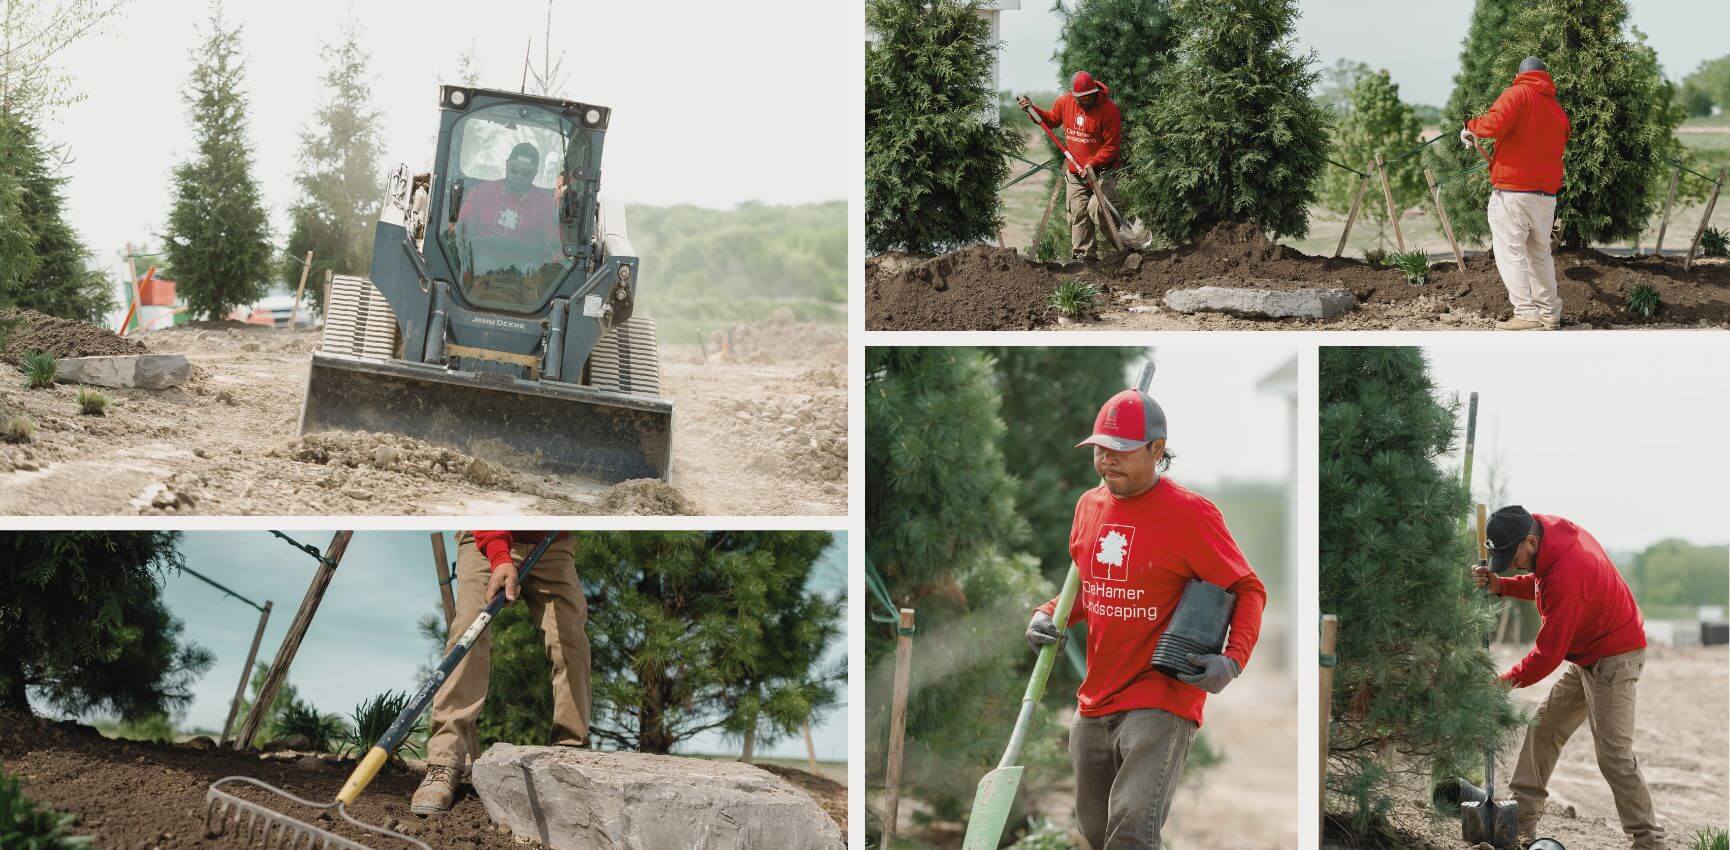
[1029,88,1123,173]
[471,530,568,571]
[1496,514,1645,688]
[1466,70,1570,194]
[1037,478,1265,726]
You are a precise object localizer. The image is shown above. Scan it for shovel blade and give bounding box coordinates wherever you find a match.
[960,765,1024,850]
[1461,799,1520,847]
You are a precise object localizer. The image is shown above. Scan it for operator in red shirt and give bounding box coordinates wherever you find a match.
[451,142,563,306]
[413,531,589,815]
[1462,56,1571,331]
[1026,387,1266,849]
[1018,71,1123,261]
[1473,506,1660,849]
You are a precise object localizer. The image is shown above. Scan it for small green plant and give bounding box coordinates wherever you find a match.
[1,414,34,444]
[274,698,347,753]
[1627,282,1661,318]
[1362,246,1388,266]
[1383,250,1431,285]
[1690,828,1728,850]
[339,690,425,759]
[1702,226,1728,258]
[1005,818,1077,850]
[20,352,55,389]
[1047,279,1099,319]
[75,388,106,416]
[0,765,93,848]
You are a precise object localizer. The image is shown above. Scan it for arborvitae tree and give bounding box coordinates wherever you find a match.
[1053,0,1179,121]
[0,112,38,309]
[0,106,113,321]
[865,348,1060,825]
[1426,0,1535,246]
[1319,348,1522,837]
[1118,0,1330,243]
[0,532,213,719]
[866,0,1017,253]
[164,5,273,320]
[1319,70,1425,234]
[283,24,383,318]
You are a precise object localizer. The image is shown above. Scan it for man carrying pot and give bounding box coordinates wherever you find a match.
[1025,387,1266,849]
[1473,505,1660,848]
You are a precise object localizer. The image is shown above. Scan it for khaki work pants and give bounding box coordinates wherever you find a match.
[1509,649,1663,849]
[1065,169,1121,259]
[425,533,591,771]
[1070,708,1197,850]
[1487,190,1561,323]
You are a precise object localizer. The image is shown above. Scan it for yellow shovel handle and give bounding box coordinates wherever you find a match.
[335,746,391,804]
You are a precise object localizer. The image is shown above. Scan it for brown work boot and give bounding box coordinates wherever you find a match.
[1516,811,1540,847]
[1496,317,1543,331]
[1538,318,1561,331]
[410,764,459,815]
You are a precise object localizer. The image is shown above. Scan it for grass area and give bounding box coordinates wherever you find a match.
[1682,114,1730,129]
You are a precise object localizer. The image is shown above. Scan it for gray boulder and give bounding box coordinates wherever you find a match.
[55,354,190,389]
[1163,285,1356,320]
[471,744,842,850]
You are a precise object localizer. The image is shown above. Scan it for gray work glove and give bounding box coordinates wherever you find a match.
[1176,653,1240,694]
[1459,127,1477,148]
[1026,610,1066,654]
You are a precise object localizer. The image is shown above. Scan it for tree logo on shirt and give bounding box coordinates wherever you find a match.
[497,207,519,230]
[1092,524,1134,581]
[1075,114,1087,128]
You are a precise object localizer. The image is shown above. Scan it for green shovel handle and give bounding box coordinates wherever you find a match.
[1024,566,1082,703]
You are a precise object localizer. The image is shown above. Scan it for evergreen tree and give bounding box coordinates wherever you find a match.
[1426,0,1534,245]
[1117,0,1331,243]
[283,23,383,318]
[1053,0,1180,120]
[227,661,303,747]
[0,105,113,321]
[164,5,273,320]
[866,0,1017,253]
[1313,59,1373,119]
[1678,54,1730,117]
[0,532,213,720]
[1319,348,1521,836]
[1318,70,1425,233]
[0,112,38,312]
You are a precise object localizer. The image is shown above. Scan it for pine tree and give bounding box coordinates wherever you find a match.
[0,531,213,719]
[1319,348,1522,836]
[1117,0,1331,243]
[1319,70,1425,232]
[1428,0,1535,246]
[283,23,384,317]
[0,106,113,321]
[164,5,273,320]
[866,0,1017,253]
[227,660,303,747]
[0,112,38,312]
[1053,0,1180,121]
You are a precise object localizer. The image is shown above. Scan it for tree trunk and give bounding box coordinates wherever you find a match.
[0,654,28,710]
[739,724,756,762]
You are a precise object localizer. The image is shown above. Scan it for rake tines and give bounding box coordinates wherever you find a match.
[204,776,429,850]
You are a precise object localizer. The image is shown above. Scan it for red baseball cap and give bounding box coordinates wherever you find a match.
[1077,388,1167,452]
[1071,71,1100,96]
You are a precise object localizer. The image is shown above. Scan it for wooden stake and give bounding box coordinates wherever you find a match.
[1426,167,1466,270]
[431,533,455,629]
[1653,167,1680,257]
[233,531,353,749]
[882,608,916,849]
[802,719,819,774]
[219,600,272,748]
[288,250,313,328]
[1034,176,1063,257]
[1375,153,1406,253]
[321,269,334,322]
[1319,614,1340,835]
[1334,172,1370,259]
[1685,166,1727,272]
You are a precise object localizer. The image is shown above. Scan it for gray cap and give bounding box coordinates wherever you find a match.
[1518,56,1547,73]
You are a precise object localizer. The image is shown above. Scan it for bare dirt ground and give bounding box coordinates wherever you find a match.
[0,312,845,516]
[1325,644,1727,849]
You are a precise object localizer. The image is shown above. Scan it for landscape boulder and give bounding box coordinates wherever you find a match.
[1163,285,1356,320]
[54,354,190,389]
[471,744,842,850]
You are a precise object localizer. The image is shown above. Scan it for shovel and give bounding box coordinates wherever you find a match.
[1022,104,1135,251]
[1460,504,1520,848]
[204,533,560,850]
[960,564,1082,850]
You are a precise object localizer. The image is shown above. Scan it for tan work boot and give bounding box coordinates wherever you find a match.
[1539,318,1561,331]
[1496,317,1543,331]
[1516,811,1540,847]
[410,764,459,815]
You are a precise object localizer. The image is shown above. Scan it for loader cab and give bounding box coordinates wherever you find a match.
[429,87,608,316]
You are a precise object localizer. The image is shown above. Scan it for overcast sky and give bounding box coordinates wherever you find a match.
[43,0,847,284]
[1132,345,1296,488]
[1000,0,1728,107]
[1422,345,1728,552]
[132,531,848,762]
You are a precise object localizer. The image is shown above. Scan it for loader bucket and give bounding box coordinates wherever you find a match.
[300,352,672,483]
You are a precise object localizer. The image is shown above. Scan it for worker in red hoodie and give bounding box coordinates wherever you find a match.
[1462,57,1571,331]
[1026,387,1266,849]
[413,531,589,814]
[1473,506,1660,848]
[1018,71,1123,260]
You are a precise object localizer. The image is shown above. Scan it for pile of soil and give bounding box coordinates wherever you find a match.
[709,307,846,364]
[587,478,697,515]
[866,223,1730,330]
[2,309,146,364]
[756,763,847,834]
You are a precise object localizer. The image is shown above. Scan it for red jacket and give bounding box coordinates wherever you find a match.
[1497,515,1646,688]
[1466,70,1569,194]
[458,178,559,244]
[1030,87,1122,174]
[1037,478,1265,726]
[471,530,569,571]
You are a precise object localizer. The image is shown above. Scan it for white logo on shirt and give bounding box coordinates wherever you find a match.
[497,207,519,230]
[1075,114,1087,128]
[1092,524,1134,582]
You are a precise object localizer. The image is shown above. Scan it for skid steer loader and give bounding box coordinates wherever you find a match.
[300,85,671,482]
